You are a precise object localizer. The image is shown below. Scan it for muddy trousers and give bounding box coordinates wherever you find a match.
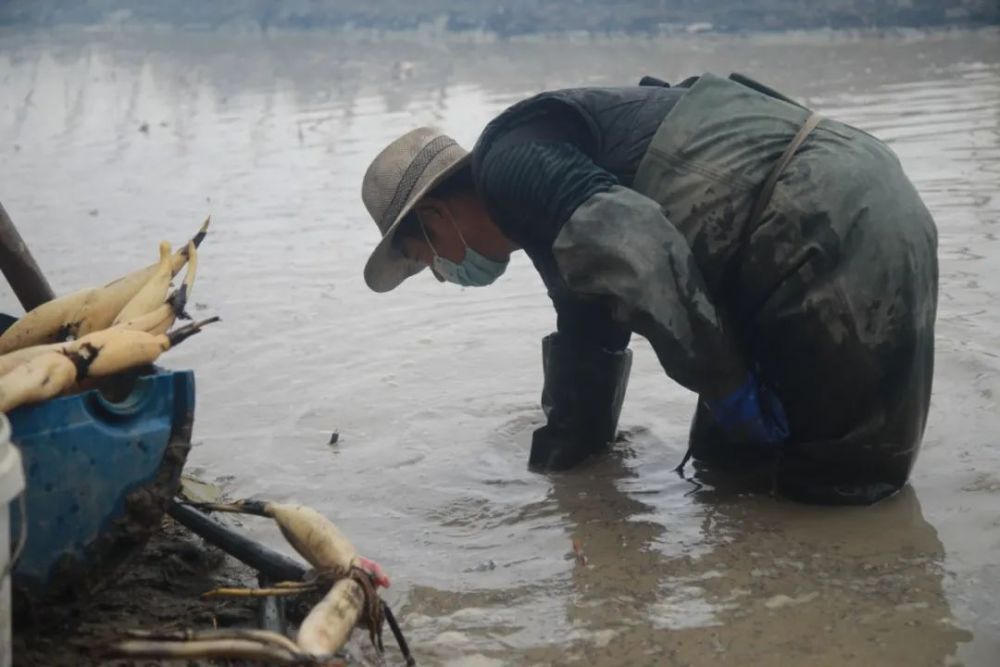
[687,203,938,506]
[688,351,933,507]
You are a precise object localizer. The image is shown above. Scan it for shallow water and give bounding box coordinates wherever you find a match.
[1,26,998,666]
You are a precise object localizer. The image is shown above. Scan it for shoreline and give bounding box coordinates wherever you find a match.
[1,1,997,38]
[1,21,997,45]
[13,516,260,667]
[13,514,377,666]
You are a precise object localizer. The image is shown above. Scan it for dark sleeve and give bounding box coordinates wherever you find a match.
[480,126,743,395]
[550,289,631,352]
[477,140,617,251]
[477,135,631,351]
[552,186,747,397]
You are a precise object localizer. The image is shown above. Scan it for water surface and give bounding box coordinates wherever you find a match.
[1,26,998,666]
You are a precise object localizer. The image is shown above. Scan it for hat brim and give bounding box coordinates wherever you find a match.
[363,154,472,293]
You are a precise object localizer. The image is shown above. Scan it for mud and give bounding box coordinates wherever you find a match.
[12,516,260,666]
[13,512,388,666]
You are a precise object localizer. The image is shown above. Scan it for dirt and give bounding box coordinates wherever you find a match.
[12,516,262,666]
[12,513,386,667]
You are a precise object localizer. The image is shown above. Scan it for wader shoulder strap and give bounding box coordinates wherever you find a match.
[727,110,824,338]
[744,112,824,235]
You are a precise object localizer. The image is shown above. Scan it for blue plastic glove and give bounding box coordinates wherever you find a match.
[704,372,790,445]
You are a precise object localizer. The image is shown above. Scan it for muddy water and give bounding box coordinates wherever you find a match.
[1,26,998,666]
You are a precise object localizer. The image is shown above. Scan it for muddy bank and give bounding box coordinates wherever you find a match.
[0,0,998,35]
[13,516,259,666]
[12,515,381,666]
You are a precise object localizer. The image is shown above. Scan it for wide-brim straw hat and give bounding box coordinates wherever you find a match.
[361,127,471,292]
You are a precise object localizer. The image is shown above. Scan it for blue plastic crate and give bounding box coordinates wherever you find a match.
[8,367,195,599]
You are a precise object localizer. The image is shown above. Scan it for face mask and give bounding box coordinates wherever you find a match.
[421,219,509,287]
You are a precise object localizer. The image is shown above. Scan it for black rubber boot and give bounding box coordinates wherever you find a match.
[528,333,632,472]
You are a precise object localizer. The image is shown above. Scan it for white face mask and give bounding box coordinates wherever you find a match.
[421,220,508,287]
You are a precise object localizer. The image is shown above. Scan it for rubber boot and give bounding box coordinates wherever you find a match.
[528,333,632,472]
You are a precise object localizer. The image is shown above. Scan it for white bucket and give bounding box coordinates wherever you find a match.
[0,413,25,667]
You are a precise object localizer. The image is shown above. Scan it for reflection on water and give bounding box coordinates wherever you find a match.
[1,25,998,666]
[534,459,966,665]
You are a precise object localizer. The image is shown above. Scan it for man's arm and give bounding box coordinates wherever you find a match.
[479,139,785,458]
[553,185,746,397]
[479,137,746,399]
[528,289,633,470]
[553,185,788,444]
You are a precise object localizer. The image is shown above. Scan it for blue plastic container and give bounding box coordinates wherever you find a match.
[8,367,194,599]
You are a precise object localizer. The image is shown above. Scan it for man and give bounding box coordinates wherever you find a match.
[360,72,938,505]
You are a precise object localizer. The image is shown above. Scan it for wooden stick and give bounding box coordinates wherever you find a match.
[202,585,316,599]
[0,201,55,311]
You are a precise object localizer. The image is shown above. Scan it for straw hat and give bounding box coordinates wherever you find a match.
[361,127,471,292]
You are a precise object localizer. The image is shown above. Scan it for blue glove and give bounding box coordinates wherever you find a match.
[704,372,789,445]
